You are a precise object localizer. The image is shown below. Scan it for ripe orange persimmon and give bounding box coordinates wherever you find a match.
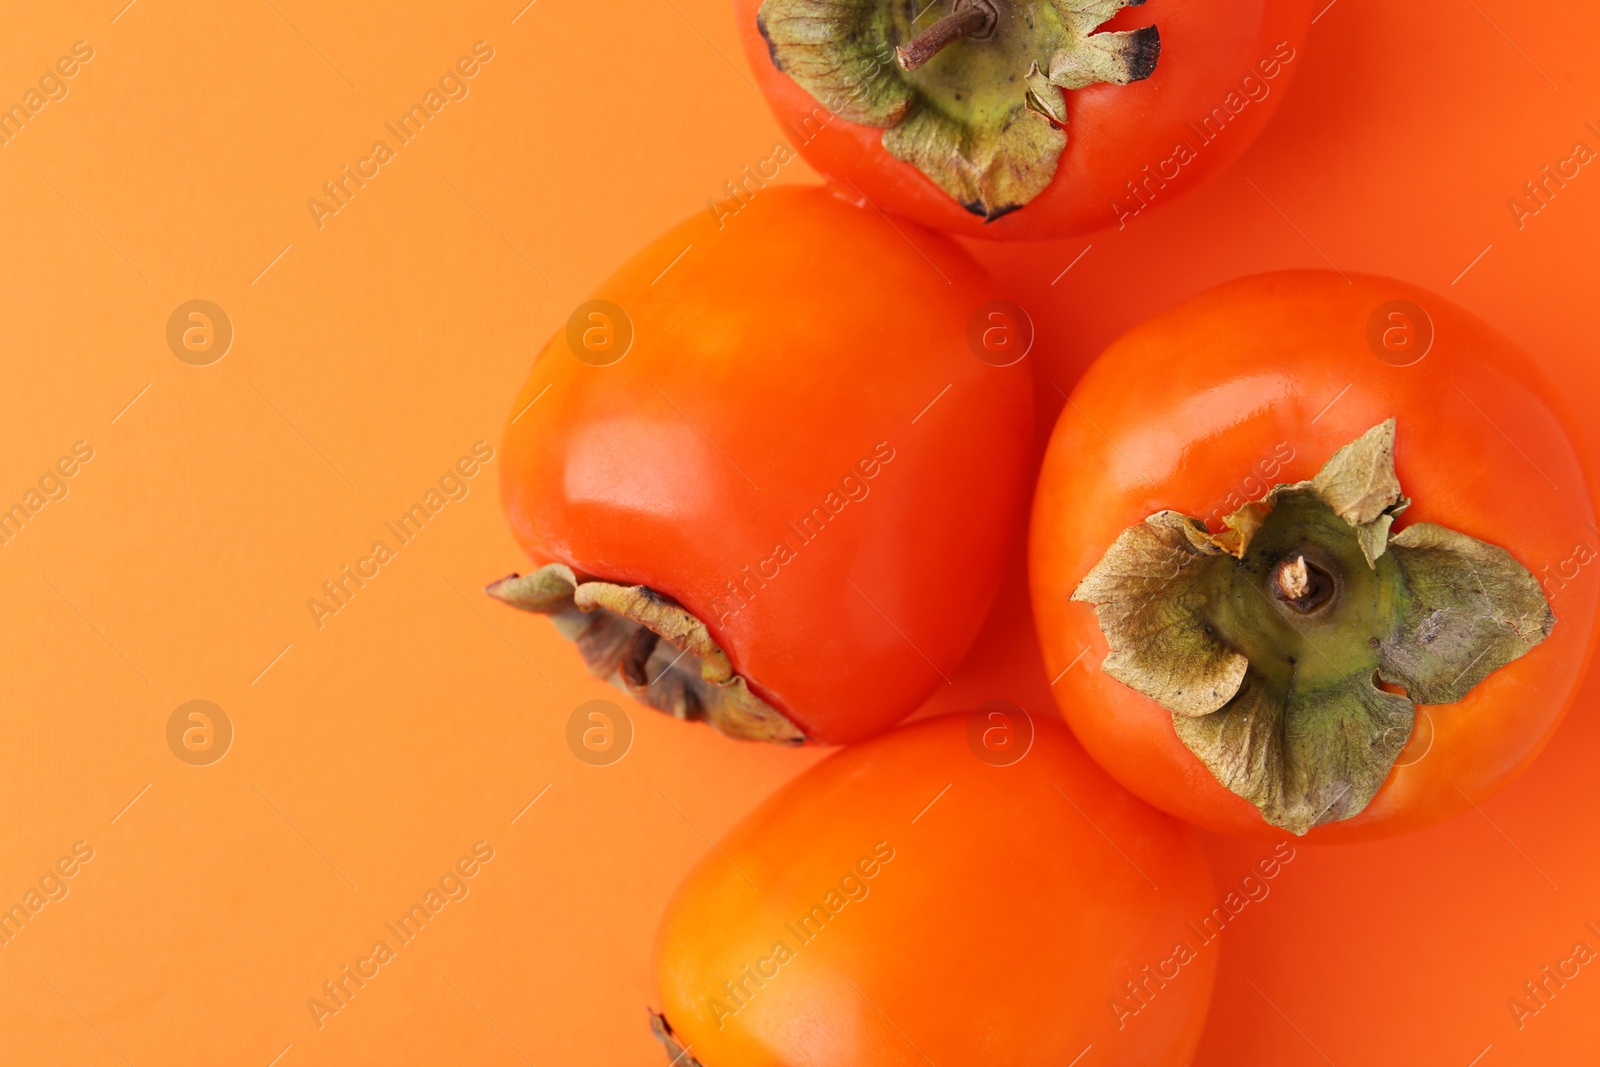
[1030,271,1598,841]
[650,712,1218,1066]
[735,0,1312,239]
[492,186,1032,745]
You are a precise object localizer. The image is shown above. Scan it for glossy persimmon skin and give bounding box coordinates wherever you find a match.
[500,186,1032,744]
[733,0,1313,240]
[653,713,1217,1066]
[1030,271,1599,842]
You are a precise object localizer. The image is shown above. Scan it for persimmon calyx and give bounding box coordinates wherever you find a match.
[486,563,806,745]
[755,0,1160,220]
[649,1011,706,1067]
[1071,420,1556,835]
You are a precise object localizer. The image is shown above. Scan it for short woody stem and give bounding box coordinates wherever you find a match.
[896,2,996,71]
[1272,554,1336,614]
[1277,556,1310,600]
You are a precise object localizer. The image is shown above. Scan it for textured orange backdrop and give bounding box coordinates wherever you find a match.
[3,1,1599,1064]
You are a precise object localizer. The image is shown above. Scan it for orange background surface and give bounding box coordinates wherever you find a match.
[3,1,1600,1064]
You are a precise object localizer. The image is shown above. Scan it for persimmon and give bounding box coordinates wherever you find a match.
[1030,271,1598,840]
[650,712,1218,1065]
[735,0,1313,239]
[491,185,1032,745]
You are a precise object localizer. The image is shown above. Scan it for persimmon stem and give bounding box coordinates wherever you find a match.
[896,2,996,71]
[1271,554,1336,614]
[1278,556,1310,600]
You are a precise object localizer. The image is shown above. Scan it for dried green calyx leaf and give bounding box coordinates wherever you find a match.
[487,563,806,744]
[757,0,1160,220]
[1381,523,1557,704]
[1071,420,1555,834]
[1070,511,1246,717]
[649,1011,707,1066]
